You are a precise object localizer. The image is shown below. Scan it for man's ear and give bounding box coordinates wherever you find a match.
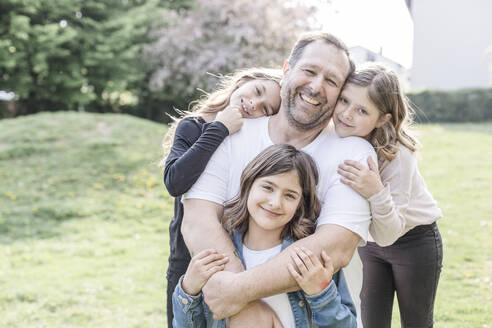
[376,113,392,128]
[282,60,290,75]
[281,60,290,87]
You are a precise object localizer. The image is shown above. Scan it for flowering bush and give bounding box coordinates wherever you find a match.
[143,0,315,108]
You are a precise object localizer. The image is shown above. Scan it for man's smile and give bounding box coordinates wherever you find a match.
[299,93,321,107]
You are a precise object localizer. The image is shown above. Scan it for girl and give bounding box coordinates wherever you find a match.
[172,144,357,328]
[334,64,443,328]
[161,68,282,328]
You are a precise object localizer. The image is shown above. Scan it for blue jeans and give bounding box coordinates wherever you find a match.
[358,222,443,328]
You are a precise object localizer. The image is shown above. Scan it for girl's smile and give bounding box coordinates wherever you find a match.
[259,205,282,217]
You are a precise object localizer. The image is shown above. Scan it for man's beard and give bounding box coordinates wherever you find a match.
[283,86,334,132]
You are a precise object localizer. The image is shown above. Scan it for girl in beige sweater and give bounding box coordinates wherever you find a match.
[334,63,443,328]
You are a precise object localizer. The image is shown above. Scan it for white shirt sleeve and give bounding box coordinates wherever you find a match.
[317,179,372,244]
[182,137,231,205]
[314,138,376,245]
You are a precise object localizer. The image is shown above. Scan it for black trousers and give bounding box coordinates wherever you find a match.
[166,262,189,328]
[166,212,191,328]
[358,222,443,328]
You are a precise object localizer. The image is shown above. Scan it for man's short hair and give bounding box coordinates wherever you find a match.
[288,32,355,77]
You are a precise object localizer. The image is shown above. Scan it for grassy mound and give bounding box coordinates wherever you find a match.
[0,112,171,327]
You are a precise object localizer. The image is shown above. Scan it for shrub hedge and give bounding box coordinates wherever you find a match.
[407,88,492,123]
[3,88,492,123]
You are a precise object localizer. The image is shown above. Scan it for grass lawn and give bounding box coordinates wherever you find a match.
[0,112,491,327]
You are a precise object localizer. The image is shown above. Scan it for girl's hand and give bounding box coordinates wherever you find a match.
[181,249,229,296]
[287,247,334,296]
[215,106,243,135]
[337,156,384,199]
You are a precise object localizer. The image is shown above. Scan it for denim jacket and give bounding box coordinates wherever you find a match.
[172,231,357,328]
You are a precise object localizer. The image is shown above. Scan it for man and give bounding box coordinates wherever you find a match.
[181,32,376,327]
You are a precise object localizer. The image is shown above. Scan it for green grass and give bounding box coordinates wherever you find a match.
[0,113,491,327]
[397,123,492,328]
[0,112,171,327]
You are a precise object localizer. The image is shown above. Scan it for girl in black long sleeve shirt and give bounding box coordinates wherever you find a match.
[161,68,282,327]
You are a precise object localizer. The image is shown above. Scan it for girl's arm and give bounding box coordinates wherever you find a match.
[307,270,358,328]
[172,249,228,328]
[338,148,415,246]
[287,247,357,327]
[172,277,207,328]
[164,118,229,197]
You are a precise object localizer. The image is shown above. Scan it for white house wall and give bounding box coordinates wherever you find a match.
[411,0,492,90]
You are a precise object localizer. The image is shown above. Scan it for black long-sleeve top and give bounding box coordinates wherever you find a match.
[164,117,229,267]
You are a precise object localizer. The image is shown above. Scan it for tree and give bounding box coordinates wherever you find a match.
[0,0,175,116]
[142,0,316,117]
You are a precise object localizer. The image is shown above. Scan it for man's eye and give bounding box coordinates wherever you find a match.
[326,78,337,87]
[255,87,261,95]
[304,69,315,75]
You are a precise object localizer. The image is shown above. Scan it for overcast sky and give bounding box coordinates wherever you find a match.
[314,0,414,68]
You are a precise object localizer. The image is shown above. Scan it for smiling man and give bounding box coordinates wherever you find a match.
[181,32,376,327]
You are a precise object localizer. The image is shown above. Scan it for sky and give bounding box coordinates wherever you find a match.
[314,0,414,68]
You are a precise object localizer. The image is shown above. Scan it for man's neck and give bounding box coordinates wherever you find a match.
[268,111,327,149]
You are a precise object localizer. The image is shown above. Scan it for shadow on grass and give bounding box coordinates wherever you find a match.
[439,123,492,133]
[0,146,50,160]
[0,205,85,243]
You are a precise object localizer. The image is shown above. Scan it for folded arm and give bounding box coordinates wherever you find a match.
[202,224,360,318]
[241,224,359,296]
[181,198,243,271]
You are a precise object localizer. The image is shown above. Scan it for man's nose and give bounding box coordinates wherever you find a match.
[309,75,324,95]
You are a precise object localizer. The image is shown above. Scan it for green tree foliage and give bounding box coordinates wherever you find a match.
[408,88,492,122]
[0,0,176,115]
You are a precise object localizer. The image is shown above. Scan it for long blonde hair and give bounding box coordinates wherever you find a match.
[347,63,418,161]
[222,144,321,240]
[159,68,282,166]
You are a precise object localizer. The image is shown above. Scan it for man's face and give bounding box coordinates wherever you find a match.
[280,41,351,131]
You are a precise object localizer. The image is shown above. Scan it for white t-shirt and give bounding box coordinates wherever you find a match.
[183,116,377,319]
[243,244,295,328]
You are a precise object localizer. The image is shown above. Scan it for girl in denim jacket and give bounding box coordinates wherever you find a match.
[172,144,357,327]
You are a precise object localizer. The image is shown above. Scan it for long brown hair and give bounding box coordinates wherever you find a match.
[159,68,282,166]
[222,144,321,241]
[346,63,418,161]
